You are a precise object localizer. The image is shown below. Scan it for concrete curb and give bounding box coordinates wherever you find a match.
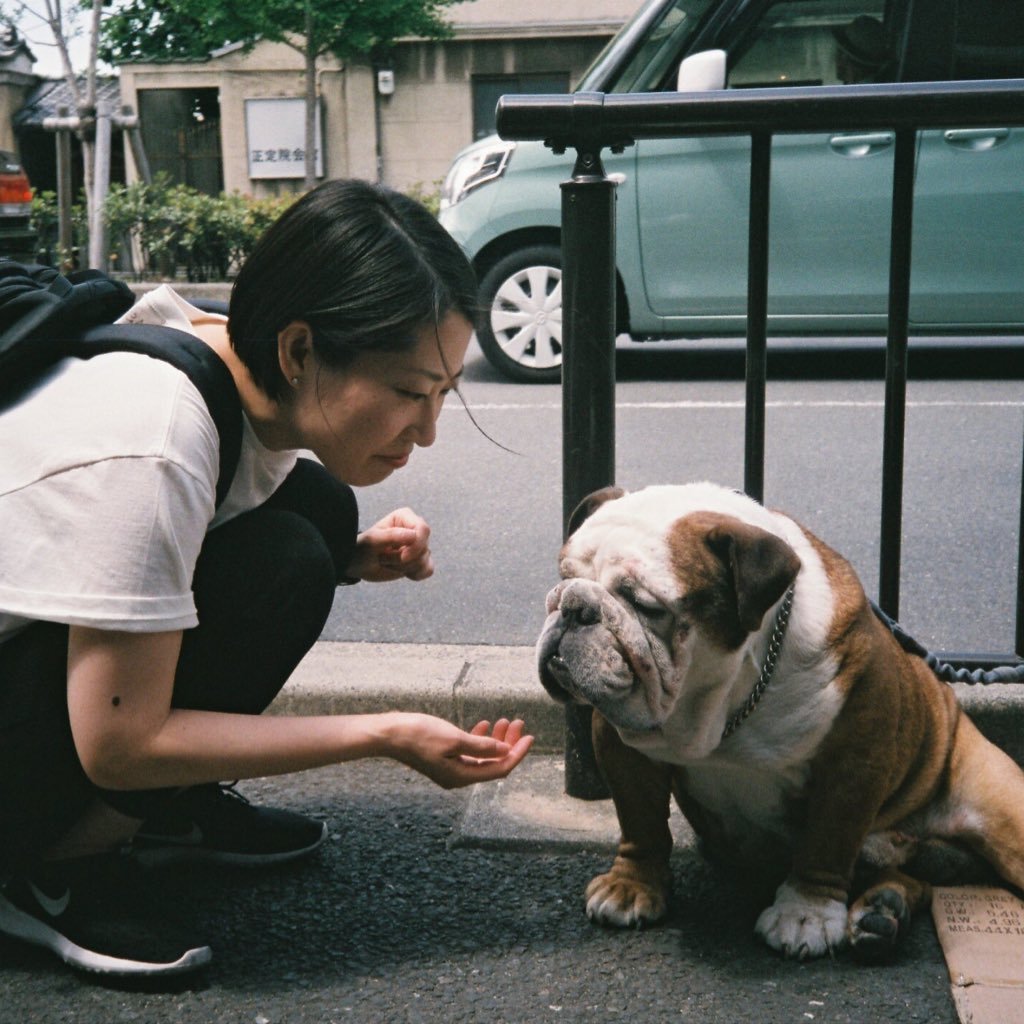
[267,641,568,752]
[126,281,233,302]
[267,640,1024,763]
[950,679,1024,767]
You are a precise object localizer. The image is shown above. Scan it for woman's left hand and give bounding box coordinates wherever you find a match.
[347,507,434,582]
[384,715,534,789]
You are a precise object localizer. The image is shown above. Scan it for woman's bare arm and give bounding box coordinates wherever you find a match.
[66,626,532,792]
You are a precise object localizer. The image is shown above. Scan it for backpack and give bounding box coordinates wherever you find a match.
[0,260,241,508]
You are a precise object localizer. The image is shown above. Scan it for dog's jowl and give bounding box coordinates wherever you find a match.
[536,482,1024,961]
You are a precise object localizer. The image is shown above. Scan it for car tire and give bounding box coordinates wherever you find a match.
[476,245,563,384]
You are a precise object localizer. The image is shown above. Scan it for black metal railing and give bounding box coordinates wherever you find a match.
[496,78,1024,797]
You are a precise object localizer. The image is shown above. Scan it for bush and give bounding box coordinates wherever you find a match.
[30,190,88,268]
[103,180,300,280]
[32,181,442,280]
[404,180,442,217]
[103,175,170,276]
[104,176,238,280]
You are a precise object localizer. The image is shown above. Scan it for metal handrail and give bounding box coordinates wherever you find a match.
[497,79,1024,144]
[496,78,1024,797]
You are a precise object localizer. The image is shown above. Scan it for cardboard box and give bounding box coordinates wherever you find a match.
[932,886,1024,1023]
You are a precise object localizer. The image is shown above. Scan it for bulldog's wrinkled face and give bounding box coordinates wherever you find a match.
[536,483,801,738]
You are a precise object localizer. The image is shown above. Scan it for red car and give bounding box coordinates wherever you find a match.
[0,150,36,260]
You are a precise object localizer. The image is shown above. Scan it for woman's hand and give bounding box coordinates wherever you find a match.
[385,714,534,789]
[347,507,434,582]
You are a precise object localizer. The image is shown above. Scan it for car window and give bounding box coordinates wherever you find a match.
[0,151,24,174]
[949,0,1024,79]
[726,0,892,87]
[604,0,721,93]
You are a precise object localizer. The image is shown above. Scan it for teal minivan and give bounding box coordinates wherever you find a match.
[438,0,1023,382]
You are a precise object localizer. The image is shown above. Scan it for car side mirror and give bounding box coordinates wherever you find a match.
[676,49,727,92]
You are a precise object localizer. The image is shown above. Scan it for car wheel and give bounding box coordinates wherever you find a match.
[477,245,563,383]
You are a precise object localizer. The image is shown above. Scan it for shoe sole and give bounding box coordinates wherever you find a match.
[0,892,212,977]
[130,820,328,868]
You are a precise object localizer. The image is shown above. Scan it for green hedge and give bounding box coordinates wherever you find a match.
[30,190,89,270]
[30,179,441,281]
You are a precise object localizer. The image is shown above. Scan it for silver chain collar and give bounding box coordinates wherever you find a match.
[721,584,796,741]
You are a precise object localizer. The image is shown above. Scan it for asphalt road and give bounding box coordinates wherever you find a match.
[0,761,962,1024]
[325,334,1024,660]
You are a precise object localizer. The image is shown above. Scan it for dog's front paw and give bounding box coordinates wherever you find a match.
[848,885,912,963]
[755,881,848,959]
[585,861,670,928]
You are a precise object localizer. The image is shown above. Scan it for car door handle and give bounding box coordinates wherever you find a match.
[828,132,896,157]
[943,128,1010,152]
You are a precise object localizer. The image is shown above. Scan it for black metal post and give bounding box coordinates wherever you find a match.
[744,131,772,503]
[560,144,618,800]
[878,128,917,619]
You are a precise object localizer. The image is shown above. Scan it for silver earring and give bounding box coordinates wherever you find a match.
[291,376,300,387]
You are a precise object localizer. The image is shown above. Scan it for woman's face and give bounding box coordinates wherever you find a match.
[291,311,472,486]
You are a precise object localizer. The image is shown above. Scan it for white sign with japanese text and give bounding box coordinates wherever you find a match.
[244,97,323,179]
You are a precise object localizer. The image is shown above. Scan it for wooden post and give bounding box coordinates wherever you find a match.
[121,106,151,185]
[55,106,74,270]
[89,107,112,271]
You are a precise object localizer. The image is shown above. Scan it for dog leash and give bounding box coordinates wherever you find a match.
[870,601,1024,685]
[721,585,796,740]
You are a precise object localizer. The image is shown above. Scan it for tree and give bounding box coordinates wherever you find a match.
[100,0,460,189]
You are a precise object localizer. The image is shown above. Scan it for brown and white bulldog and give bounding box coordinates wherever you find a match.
[536,482,1024,961]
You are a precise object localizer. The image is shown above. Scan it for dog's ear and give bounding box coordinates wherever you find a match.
[567,486,627,537]
[706,519,800,632]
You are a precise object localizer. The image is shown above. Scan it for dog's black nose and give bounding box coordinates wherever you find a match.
[561,601,599,626]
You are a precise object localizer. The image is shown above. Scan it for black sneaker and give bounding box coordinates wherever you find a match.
[129,783,327,868]
[0,863,211,978]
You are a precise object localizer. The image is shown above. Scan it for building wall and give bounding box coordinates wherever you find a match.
[380,36,611,190]
[0,69,37,153]
[115,0,635,197]
[118,42,355,198]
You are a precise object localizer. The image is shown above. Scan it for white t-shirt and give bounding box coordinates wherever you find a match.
[0,285,298,643]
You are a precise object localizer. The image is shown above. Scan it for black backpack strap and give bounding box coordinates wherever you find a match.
[74,323,243,509]
[0,261,136,380]
[1,260,241,509]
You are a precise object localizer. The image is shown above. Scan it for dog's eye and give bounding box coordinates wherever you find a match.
[644,604,673,621]
[621,590,670,619]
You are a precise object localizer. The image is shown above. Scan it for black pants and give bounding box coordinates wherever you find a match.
[0,459,357,874]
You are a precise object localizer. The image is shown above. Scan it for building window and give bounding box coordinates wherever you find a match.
[472,73,570,140]
[137,88,222,194]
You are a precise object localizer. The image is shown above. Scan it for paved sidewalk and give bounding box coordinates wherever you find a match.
[1,757,967,1024]
[272,638,1024,863]
[6,640,1022,1021]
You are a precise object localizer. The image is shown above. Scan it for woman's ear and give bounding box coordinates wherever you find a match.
[277,321,315,390]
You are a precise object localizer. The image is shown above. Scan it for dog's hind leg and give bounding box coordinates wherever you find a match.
[585,711,675,928]
[847,868,931,962]
[946,714,1024,891]
[851,712,1024,962]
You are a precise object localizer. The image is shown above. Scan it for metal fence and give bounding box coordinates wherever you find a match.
[495,78,1024,797]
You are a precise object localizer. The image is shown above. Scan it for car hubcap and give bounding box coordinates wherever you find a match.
[490,264,563,369]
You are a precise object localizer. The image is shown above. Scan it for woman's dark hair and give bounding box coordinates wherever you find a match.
[228,179,478,400]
